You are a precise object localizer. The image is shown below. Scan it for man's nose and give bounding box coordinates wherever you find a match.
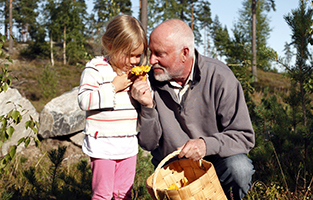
[150,54,158,65]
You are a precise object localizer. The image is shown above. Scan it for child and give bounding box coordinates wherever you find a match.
[77,15,147,200]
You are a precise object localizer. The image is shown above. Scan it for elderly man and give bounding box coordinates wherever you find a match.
[131,19,255,200]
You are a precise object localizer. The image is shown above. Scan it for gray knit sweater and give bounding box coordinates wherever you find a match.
[137,51,255,166]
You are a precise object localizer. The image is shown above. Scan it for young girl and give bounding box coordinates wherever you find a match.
[77,15,147,200]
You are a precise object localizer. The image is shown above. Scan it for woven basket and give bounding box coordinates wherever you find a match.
[146,150,227,200]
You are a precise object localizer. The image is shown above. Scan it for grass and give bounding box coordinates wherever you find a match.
[1,143,312,200]
[9,61,83,112]
[0,145,154,200]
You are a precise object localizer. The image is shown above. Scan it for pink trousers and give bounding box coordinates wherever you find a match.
[90,155,137,200]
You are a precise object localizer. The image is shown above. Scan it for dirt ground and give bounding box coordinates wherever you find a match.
[17,138,89,167]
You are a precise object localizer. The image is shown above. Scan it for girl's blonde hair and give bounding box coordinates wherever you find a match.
[101,15,147,74]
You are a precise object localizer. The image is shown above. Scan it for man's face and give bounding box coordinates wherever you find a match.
[149,30,183,82]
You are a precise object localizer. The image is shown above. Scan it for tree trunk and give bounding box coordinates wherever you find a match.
[9,0,13,55]
[252,0,257,82]
[299,78,307,188]
[63,24,66,65]
[191,4,194,30]
[50,33,54,66]
[5,0,8,39]
[26,22,29,41]
[140,0,148,32]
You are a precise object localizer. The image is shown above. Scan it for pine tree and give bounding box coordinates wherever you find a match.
[284,0,313,188]
[92,0,132,34]
[147,0,212,46]
[43,0,89,65]
[13,0,39,41]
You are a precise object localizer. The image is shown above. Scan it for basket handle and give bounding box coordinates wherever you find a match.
[152,149,181,199]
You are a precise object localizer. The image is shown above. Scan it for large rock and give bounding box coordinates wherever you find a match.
[0,88,39,156]
[38,87,85,139]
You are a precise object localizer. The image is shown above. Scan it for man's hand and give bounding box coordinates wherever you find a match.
[131,77,153,108]
[178,138,206,161]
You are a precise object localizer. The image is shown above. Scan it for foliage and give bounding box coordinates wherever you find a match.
[0,145,155,200]
[210,0,274,71]
[147,0,212,46]
[13,0,40,41]
[20,24,50,59]
[92,0,132,34]
[36,65,59,99]
[133,147,154,200]
[245,180,313,200]
[3,145,92,199]
[0,34,40,175]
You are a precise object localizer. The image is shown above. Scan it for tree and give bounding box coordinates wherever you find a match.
[65,0,89,64]
[209,16,231,60]
[13,0,39,42]
[92,0,132,34]
[141,0,148,32]
[43,0,89,65]
[9,0,13,55]
[43,0,60,65]
[284,0,313,188]
[0,0,9,39]
[251,0,275,82]
[210,0,274,71]
[147,0,212,46]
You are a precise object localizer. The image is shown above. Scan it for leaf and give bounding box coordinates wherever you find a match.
[0,35,6,43]
[25,137,31,147]
[2,82,9,92]
[18,137,25,146]
[0,158,6,169]
[6,126,15,138]
[0,140,3,148]
[34,137,41,147]
[12,110,21,122]
[25,120,31,129]
[9,146,16,159]
[32,127,38,134]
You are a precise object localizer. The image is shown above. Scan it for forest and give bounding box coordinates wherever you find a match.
[1,0,313,199]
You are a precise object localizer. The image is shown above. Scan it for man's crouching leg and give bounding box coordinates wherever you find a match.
[205,154,255,200]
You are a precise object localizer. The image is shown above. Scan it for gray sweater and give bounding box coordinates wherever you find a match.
[137,51,255,166]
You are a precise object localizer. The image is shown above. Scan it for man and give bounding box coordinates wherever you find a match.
[131,19,255,200]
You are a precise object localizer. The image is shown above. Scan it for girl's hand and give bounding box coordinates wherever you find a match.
[112,73,132,92]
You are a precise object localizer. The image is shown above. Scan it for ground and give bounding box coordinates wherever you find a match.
[18,137,89,168]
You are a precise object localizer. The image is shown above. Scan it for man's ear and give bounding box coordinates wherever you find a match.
[181,47,189,63]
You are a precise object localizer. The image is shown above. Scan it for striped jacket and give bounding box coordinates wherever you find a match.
[78,56,138,138]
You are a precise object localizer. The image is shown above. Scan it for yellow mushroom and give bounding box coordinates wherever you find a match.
[168,183,179,190]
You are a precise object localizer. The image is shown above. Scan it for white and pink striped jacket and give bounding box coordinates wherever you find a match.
[78,56,138,138]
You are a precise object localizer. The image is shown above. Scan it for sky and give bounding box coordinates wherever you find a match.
[210,1,299,61]
[128,0,301,71]
[0,0,300,71]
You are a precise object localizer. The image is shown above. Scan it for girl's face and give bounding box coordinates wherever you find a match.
[117,44,144,73]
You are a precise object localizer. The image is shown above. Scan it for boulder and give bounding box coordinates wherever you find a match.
[0,88,39,156]
[69,131,85,147]
[38,87,85,139]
